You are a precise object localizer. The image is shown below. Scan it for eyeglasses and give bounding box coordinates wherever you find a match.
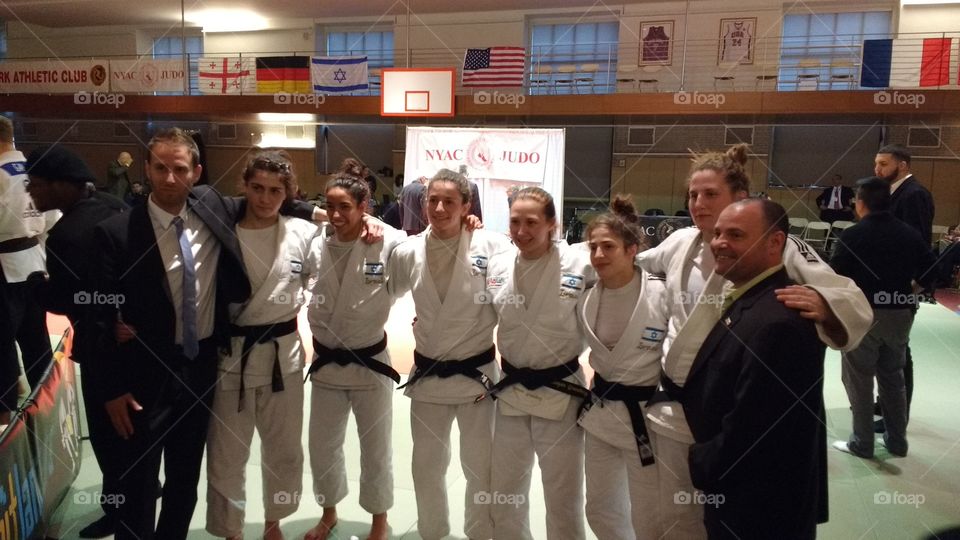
[252,157,292,173]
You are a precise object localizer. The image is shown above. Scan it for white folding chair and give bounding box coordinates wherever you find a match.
[802,221,832,253]
[575,63,599,93]
[616,65,638,92]
[788,217,809,236]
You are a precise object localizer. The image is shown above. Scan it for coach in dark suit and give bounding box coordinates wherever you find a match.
[815,174,855,223]
[92,128,319,539]
[25,145,128,538]
[873,143,934,424]
[683,199,827,539]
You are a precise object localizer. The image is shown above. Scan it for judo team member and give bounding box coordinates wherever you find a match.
[483,187,596,540]
[639,144,872,538]
[0,116,54,423]
[388,168,510,540]
[205,152,316,540]
[24,145,127,539]
[577,195,668,540]
[304,173,405,540]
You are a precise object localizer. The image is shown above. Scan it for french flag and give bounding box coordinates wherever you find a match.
[861,38,952,88]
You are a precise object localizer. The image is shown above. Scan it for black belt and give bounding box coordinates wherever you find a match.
[306,333,397,384]
[229,317,298,412]
[0,236,39,254]
[647,371,685,407]
[480,357,589,402]
[585,374,656,466]
[398,346,496,392]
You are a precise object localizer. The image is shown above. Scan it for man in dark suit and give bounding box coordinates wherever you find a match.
[873,144,934,428]
[92,128,320,539]
[684,199,827,539]
[105,151,133,198]
[24,144,128,538]
[815,173,854,223]
[830,177,936,459]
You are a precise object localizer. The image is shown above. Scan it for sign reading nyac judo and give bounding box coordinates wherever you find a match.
[405,127,566,234]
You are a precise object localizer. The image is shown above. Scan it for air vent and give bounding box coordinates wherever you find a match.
[627,126,655,146]
[217,123,237,140]
[907,126,940,148]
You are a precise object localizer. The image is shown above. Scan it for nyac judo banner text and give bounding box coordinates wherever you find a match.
[0,332,82,540]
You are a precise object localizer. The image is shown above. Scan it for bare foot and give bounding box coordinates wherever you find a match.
[303,508,337,540]
[367,512,388,540]
[264,520,283,540]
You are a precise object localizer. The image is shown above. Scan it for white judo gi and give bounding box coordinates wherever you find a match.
[578,269,668,540]
[485,242,596,540]
[307,223,406,516]
[206,216,317,538]
[637,226,873,539]
[388,226,511,540]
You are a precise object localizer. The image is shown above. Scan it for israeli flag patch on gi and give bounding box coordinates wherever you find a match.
[642,327,666,342]
[364,262,385,284]
[290,260,303,274]
[472,255,488,271]
[560,273,585,299]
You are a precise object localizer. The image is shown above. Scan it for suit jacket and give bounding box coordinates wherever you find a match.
[815,185,854,211]
[683,268,827,540]
[106,160,131,198]
[890,176,934,245]
[91,185,315,402]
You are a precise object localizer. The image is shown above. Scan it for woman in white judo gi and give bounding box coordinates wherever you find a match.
[304,173,406,540]
[205,151,317,540]
[638,144,873,538]
[388,168,511,540]
[578,195,669,540]
[484,187,596,540]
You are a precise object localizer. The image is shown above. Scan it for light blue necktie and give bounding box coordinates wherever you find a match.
[173,216,199,360]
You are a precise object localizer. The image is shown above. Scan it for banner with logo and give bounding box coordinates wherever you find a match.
[0,331,82,539]
[109,59,186,92]
[0,60,109,93]
[404,127,565,233]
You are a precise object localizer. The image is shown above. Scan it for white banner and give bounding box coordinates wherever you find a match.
[405,127,566,233]
[0,60,109,93]
[109,59,186,92]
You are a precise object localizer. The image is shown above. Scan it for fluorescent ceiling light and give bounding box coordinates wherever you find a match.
[257,113,316,123]
[188,9,269,32]
[901,0,960,4]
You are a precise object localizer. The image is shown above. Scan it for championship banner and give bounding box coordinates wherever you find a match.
[110,59,186,92]
[0,60,109,93]
[0,330,82,539]
[404,126,565,233]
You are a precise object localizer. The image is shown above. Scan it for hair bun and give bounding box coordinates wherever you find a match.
[610,193,639,223]
[726,143,750,167]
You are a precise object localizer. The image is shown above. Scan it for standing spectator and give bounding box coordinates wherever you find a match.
[815,174,854,223]
[830,177,936,459]
[106,151,133,198]
[873,143,934,429]
[124,180,149,207]
[398,176,427,236]
[458,164,483,221]
[25,144,127,538]
[0,115,53,426]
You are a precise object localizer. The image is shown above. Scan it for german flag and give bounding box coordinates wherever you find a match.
[256,56,311,93]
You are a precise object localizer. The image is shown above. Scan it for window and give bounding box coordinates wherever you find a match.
[778,11,891,90]
[0,22,7,61]
[529,21,618,94]
[319,29,393,95]
[152,35,203,94]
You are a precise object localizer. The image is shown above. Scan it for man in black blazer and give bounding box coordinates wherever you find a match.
[25,144,128,538]
[91,128,319,539]
[684,199,827,539]
[815,173,854,223]
[873,144,934,425]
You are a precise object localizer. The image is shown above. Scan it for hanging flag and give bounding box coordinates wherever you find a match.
[462,47,525,87]
[311,56,369,93]
[256,56,311,94]
[198,57,255,94]
[861,38,952,88]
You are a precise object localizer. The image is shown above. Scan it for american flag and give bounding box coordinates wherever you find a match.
[462,47,526,87]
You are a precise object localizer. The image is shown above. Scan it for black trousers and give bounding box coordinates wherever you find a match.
[114,338,218,540]
[79,361,124,520]
[0,278,53,412]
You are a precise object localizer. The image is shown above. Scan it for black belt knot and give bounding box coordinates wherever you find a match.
[585,374,657,466]
[398,346,496,392]
[229,317,298,412]
[306,333,397,384]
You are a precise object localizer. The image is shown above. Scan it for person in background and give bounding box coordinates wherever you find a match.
[106,151,133,199]
[815,173,854,223]
[458,164,483,221]
[398,175,427,236]
[124,180,148,207]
